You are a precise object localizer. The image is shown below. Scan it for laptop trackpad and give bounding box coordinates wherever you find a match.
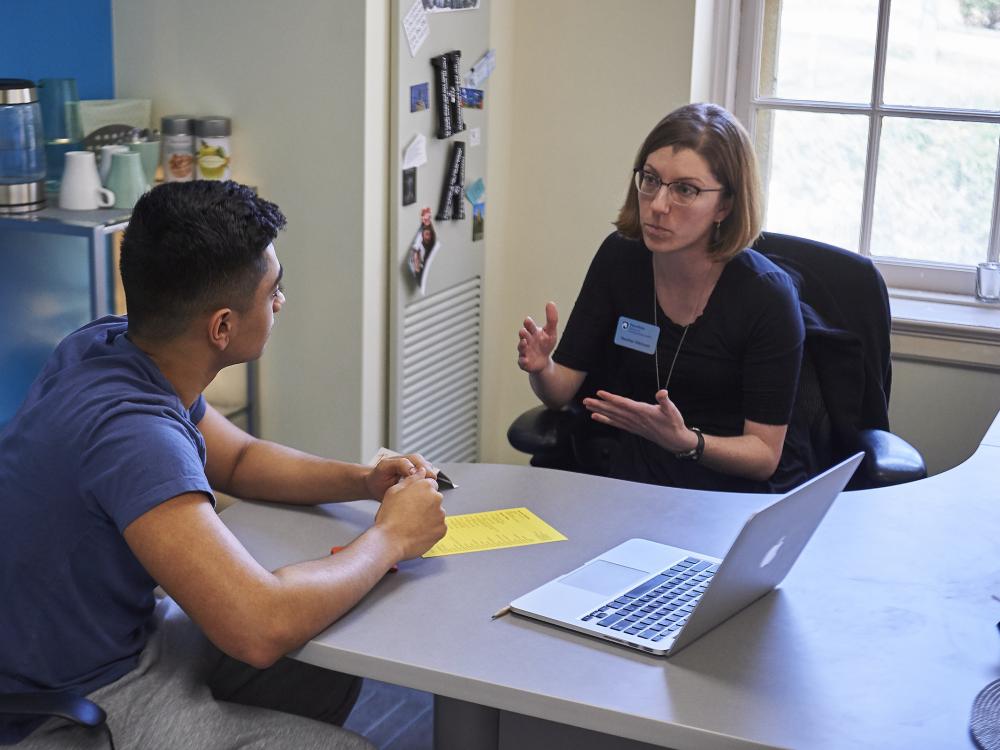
[560,560,650,596]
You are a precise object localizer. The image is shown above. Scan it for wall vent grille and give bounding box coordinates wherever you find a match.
[398,276,481,462]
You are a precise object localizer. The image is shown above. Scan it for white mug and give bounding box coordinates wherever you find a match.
[59,151,114,210]
[98,144,129,186]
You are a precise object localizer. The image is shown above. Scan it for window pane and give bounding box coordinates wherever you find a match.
[871,117,999,265]
[884,0,1000,110]
[760,0,877,103]
[756,109,869,250]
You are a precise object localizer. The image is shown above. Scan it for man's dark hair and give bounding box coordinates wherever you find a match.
[119,180,287,340]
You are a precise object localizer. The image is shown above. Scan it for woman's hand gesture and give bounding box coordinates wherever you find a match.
[517,302,559,373]
[583,389,698,454]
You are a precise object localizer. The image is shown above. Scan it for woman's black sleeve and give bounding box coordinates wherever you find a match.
[552,235,622,373]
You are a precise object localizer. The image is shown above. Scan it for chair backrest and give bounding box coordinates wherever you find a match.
[753,232,893,474]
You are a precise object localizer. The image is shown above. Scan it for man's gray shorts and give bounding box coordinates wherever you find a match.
[15,597,375,749]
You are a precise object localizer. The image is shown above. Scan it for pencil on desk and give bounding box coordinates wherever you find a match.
[491,605,511,620]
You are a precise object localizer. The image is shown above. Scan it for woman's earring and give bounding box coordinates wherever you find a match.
[712,221,722,243]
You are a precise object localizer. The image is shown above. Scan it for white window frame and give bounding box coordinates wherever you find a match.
[732,0,1000,299]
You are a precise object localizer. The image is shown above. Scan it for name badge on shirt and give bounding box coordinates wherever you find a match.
[613,316,660,355]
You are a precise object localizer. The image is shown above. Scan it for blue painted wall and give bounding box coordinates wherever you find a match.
[1,0,114,99]
[0,0,113,425]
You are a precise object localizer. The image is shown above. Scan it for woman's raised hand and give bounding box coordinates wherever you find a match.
[517,302,559,373]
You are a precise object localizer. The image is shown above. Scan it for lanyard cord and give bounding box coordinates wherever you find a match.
[650,254,724,390]
[653,287,690,392]
[653,255,715,392]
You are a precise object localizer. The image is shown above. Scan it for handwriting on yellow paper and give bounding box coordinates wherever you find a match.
[422,507,567,557]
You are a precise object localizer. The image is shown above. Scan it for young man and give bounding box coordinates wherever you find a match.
[0,181,446,749]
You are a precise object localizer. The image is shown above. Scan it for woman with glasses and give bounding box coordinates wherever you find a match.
[516,103,807,492]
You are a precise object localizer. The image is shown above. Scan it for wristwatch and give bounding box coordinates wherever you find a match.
[674,427,704,461]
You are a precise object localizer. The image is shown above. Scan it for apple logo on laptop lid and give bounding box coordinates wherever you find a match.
[760,536,786,568]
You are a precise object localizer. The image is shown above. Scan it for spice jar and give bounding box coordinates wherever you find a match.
[161,115,195,182]
[194,116,231,181]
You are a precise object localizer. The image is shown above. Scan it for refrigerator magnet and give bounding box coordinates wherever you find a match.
[408,208,440,295]
[410,83,430,113]
[460,88,484,109]
[472,202,484,242]
[402,168,417,206]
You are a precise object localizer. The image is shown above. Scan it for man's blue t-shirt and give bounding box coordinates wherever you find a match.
[0,316,214,741]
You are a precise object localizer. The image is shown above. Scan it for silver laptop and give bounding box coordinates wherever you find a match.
[510,453,863,657]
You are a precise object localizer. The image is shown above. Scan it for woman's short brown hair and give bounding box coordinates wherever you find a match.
[615,103,762,262]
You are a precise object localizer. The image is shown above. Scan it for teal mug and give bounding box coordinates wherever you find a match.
[128,140,160,186]
[106,151,149,210]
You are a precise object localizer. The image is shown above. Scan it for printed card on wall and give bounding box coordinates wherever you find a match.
[421,0,480,12]
[465,49,495,87]
[460,88,483,109]
[402,0,430,57]
[410,82,430,112]
[403,134,427,169]
[472,203,484,241]
[408,207,440,295]
[402,168,417,206]
[464,177,485,206]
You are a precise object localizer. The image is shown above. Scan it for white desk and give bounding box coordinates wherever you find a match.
[221,414,1000,750]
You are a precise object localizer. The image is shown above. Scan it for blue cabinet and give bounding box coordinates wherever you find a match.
[0,205,255,432]
[0,205,125,426]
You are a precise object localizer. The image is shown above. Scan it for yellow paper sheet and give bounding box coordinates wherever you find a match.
[422,507,567,557]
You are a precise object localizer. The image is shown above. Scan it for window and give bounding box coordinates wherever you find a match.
[735,0,1000,295]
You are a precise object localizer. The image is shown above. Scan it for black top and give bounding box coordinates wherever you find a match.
[553,232,806,492]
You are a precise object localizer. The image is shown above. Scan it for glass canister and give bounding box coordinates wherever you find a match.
[194,116,231,180]
[161,114,196,182]
[0,79,47,213]
[37,77,83,191]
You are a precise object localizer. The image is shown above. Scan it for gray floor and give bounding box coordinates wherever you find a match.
[343,678,434,750]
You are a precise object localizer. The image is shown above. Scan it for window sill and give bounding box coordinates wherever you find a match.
[889,288,1000,370]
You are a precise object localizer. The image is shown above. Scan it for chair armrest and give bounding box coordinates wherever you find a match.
[507,405,576,455]
[855,429,927,487]
[0,691,106,729]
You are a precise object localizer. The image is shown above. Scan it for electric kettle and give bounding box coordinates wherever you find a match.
[0,79,47,214]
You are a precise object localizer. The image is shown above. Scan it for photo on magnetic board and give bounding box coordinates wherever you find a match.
[410,82,430,112]
[402,167,417,206]
[472,202,484,242]
[460,88,484,109]
[408,207,440,295]
[422,0,480,11]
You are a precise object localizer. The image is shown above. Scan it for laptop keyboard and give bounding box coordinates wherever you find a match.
[580,556,718,644]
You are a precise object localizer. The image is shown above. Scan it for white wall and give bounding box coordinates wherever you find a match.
[115,0,388,462]
[480,0,699,465]
[890,353,1000,475]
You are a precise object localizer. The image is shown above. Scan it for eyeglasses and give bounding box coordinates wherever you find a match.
[633,169,727,207]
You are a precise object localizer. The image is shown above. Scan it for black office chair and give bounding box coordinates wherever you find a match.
[0,692,113,748]
[508,232,926,490]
